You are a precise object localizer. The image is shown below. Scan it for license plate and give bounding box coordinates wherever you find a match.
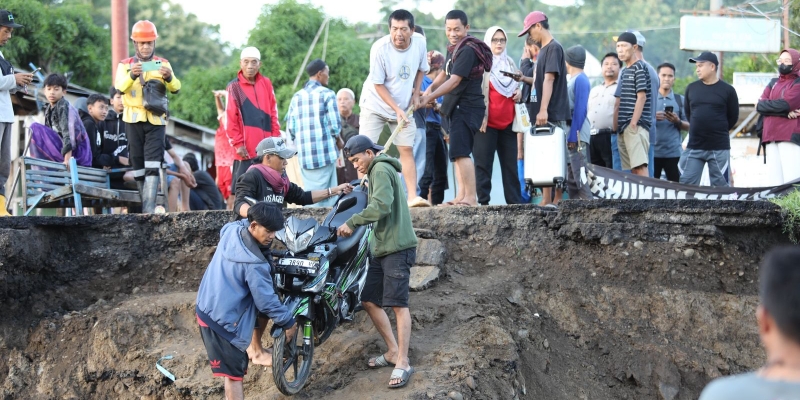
[278,258,318,269]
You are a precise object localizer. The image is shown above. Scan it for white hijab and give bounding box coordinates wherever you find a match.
[483,26,516,98]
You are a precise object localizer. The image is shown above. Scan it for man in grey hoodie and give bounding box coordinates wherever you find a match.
[196,202,297,399]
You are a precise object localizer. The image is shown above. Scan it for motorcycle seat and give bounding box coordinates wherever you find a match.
[335,224,366,255]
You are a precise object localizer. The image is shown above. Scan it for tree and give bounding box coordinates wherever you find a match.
[61,0,231,81]
[171,0,372,128]
[247,0,371,116]
[2,0,110,91]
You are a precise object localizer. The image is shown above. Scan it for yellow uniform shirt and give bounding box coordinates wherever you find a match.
[114,56,181,126]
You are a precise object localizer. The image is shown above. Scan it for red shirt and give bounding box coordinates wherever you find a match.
[226,71,281,160]
[487,82,515,130]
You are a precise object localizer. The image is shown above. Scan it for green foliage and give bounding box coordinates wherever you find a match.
[722,53,778,83]
[672,75,694,96]
[2,0,110,91]
[61,0,230,82]
[170,61,239,128]
[126,0,230,77]
[171,0,372,128]
[771,189,800,244]
[247,0,371,117]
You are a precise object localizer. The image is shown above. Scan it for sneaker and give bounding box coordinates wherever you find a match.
[408,196,431,208]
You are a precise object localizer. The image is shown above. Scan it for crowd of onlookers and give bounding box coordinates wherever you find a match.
[2,4,800,214]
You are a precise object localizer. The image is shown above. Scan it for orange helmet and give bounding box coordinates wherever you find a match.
[131,20,158,42]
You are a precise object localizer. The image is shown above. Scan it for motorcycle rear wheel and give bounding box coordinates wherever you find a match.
[272,319,315,395]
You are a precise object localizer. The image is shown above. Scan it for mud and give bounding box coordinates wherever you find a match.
[0,200,790,399]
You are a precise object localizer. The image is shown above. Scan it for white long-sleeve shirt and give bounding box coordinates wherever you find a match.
[0,51,19,123]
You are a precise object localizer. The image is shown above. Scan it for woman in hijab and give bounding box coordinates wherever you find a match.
[757,48,800,185]
[474,26,523,205]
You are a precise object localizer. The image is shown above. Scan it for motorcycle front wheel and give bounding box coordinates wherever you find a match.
[272,319,315,395]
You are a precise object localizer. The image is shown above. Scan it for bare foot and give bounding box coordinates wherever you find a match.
[247,347,273,367]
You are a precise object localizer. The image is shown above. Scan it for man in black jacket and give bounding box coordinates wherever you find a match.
[233,137,353,218]
[79,94,109,169]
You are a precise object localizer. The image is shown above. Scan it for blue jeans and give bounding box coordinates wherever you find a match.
[413,127,427,195]
[610,134,622,171]
[648,143,655,177]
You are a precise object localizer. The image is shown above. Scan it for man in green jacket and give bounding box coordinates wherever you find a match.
[337,135,418,389]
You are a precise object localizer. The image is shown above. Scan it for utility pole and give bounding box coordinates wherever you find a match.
[711,0,723,79]
[784,0,791,49]
[110,0,129,82]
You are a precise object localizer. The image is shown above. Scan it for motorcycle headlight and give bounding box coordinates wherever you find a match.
[286,226,315,254]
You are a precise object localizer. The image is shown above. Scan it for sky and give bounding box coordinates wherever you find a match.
[172,0,576,46]
[172,0,455,47]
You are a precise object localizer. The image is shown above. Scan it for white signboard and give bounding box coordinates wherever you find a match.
[733,72,777,105]
[680,16,781,53]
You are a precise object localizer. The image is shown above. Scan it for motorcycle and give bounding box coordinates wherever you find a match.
[254,185,372,395]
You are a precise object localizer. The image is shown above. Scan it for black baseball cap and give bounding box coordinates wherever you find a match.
[0,10,23,29]
[343,135,383,158]
[689,51,719,67]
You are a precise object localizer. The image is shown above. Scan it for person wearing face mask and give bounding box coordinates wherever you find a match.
[756,49,800,186]
[474,26,523,205]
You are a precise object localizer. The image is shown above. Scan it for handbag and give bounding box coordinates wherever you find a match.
[138,74,169,117]
[512,102,531,133]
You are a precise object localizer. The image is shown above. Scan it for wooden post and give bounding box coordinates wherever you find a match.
[711,0,723,79]
[784,0,791,49]
[111,0,129,82]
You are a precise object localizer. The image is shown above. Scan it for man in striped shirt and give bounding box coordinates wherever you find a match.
[286,59,342,207]
[613,32,651,177]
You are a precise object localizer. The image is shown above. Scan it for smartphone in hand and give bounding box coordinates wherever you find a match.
[665,106,674,114]
[141,60,162,72]
[500,70,521,80]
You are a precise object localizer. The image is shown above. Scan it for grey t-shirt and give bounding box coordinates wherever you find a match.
[699,372,800,400]
[360,33,429,119]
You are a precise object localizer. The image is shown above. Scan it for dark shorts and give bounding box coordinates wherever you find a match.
[448,106,484,161]
[361,248,416,308]
[198,316,248,380]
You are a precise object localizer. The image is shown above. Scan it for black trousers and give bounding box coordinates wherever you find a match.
[419,122,448,205]
[127,122,165,179]
[473,122,523,205]
[654,157,681,182]
[589,132,613,168]
[231,158,255,195]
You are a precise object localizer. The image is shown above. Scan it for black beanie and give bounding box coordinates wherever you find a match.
[306,59,327,77]
[616,32,637,46]
[565,45,586,69]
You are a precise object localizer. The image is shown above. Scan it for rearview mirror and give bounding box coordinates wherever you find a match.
[336,197,357,214]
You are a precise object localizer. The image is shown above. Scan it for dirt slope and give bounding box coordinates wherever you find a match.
[0,200,789,399]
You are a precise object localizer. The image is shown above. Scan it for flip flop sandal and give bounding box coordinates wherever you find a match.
[368,354,394,369]
[437,201,456,207]
[408,196,431,208]
[388,366,415,389]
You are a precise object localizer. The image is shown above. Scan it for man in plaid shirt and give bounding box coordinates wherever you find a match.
[286,59,342,207]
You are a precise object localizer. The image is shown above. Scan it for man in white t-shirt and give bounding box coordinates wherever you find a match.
[360,9,430,207]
